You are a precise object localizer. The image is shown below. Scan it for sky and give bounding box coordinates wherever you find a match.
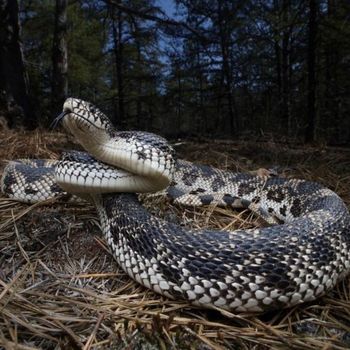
[154,0,182,64]
[157,0,177,18]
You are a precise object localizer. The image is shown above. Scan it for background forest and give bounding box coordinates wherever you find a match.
[0,0,349,144]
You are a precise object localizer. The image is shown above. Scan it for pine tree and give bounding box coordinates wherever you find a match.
[0,0,36,127]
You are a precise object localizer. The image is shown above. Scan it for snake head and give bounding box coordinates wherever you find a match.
[61,98,111,130]
[56,98,115,152]
[55,98,176,188]
[52,98,110,130]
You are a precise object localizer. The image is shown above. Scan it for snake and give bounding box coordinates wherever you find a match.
[2,98,350,314]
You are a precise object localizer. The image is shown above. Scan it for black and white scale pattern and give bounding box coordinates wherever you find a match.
[95,179,350,313]
[1,159,63,203]
[2,97,350,313]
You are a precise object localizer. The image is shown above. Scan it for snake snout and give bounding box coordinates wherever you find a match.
[63,97,76,113]
[50,97,78,129]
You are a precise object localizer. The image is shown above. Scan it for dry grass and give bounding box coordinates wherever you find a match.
[1,129,350,349]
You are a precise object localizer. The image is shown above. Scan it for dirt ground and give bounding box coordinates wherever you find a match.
[1,129,350,349]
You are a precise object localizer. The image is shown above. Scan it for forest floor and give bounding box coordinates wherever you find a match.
[1,129,350,349]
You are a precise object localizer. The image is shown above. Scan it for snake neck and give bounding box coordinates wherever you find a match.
[62,112,176,192]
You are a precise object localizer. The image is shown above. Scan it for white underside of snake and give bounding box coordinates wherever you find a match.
[2,98,350,314]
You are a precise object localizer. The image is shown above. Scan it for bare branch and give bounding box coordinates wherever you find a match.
[105,0,208,41]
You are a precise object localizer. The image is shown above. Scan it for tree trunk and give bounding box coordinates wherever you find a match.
[197,49,205,135]
[176,64,182,134]
[0,0,36,128]
[51,0,68,116]
[111,5,125,127]
[324,0,339,141]
[305,0,317,143]
[217,0,237,136]
[275,41,282,98]
[135,30,143,129]
[281,0,291,135]
[273,0,282,101]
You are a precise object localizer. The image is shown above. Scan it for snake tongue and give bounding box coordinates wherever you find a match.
[51,111,70,129]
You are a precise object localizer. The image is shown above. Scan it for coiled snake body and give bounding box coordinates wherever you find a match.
[2,98,350,313]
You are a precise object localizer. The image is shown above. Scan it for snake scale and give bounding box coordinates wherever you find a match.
[2,98,350,313]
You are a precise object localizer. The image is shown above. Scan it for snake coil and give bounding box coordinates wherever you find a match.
[2,98,350,313]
